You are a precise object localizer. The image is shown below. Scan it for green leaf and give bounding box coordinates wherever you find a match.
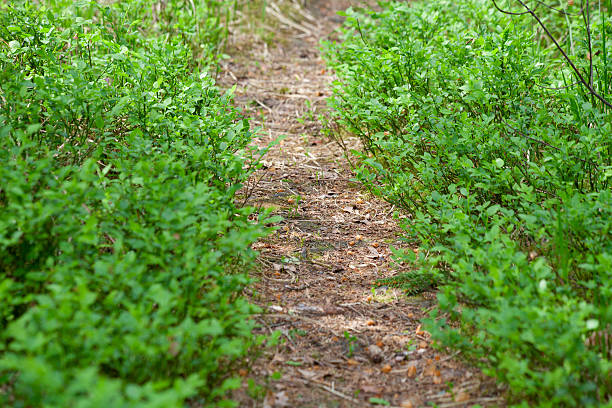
[369,397,390,405]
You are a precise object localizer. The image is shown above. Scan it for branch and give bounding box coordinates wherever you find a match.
[508,0,612,108]
[580,0,594,88]
[533,0,584,17]
[492,0,530,15]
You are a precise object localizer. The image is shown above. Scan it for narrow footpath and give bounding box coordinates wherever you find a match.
[220,1,504,406]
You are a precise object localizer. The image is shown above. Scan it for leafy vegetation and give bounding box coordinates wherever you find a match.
[323,0,612,405]
[375,270,436,296]
[0,0,272,406]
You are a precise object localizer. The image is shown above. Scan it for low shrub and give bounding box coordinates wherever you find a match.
[1,1,269,407]
[324,0,612,405]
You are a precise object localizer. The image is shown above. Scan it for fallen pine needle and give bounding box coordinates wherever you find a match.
[296,377,361,405]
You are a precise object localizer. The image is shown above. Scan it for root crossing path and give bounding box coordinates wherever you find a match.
[221,1,502,407]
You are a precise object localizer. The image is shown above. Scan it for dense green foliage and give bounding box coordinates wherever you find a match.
[0,1,270,406]
[324,0,612,405]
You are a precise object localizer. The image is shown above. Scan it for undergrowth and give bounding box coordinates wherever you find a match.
[324,0,612,406]
[0,1,273,407]
[375,271,436,296]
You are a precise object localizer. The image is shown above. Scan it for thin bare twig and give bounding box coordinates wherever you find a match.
[533,0,584,16]
[494,0,612,108]
[295,377,362,405]
[581,0,594,88]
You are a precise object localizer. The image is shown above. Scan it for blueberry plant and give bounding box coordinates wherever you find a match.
[0,1,271,407]
[323,0,612,405]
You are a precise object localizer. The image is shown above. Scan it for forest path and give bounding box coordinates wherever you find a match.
[220,1,502,406]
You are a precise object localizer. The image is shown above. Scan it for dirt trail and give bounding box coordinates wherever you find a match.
[220,1,503,407]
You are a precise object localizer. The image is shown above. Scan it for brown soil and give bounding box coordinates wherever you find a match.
[221,1,504,407]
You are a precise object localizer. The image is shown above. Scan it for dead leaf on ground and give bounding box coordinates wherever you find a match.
[274,391,290,407]
[423,364,440,378]
[297,368,318,379]
[400,400,414,408]
[366,344,384,363]
[407,365,417,378]
[361,384,383,393]
[455,391,471,402]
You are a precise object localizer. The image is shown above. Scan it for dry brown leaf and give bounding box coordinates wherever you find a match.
[400,400,414,408]
[297,368,318,379]
[274,391,290,407]
[423,365,438,377]
[361,384,383,393]
[433,376,443,384]
[366,246,381,259]
[347,358,359,366]
[407,365,417,378]
[367,320,376,326]
[381,364,392,373]
[419,341,428,349]
[455,391,471,402]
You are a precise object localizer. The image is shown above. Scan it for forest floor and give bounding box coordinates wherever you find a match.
[220,1,504,407]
